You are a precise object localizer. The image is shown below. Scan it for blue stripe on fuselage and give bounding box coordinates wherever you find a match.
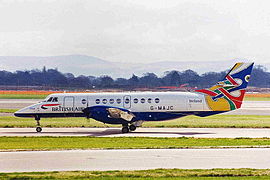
[14,111,227,124]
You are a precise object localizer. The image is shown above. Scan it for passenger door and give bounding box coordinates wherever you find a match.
[123,95,131,109]
[64,96,75,114]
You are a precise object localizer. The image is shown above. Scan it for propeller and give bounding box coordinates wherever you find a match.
[82,108,91,119]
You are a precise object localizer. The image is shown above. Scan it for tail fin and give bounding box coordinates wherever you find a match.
[196,62,254,111]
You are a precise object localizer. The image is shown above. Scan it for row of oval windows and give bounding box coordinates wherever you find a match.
[95,98,160,104]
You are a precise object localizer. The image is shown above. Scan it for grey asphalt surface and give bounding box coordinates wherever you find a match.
[0,99,41,109]
[0,99,269,115]
[224,101,270,115]
[0,148,269,172]
[0,127,269,138]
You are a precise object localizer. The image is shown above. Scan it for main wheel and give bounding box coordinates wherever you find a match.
[36,127,42,133]
[129,124,136,131]
[122,126,129,133]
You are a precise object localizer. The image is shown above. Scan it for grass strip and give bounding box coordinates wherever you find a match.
[0,168,270,179]
[1,115,270,128]
[0,137,269,151]
[244,96,270,101]
[0,109,18,113]
[0,94,47,99]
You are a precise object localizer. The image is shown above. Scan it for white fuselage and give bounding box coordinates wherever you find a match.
[15,92,210,116]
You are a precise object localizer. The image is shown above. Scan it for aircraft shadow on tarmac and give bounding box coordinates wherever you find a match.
[85,129,214,137]
[2,128,214,137]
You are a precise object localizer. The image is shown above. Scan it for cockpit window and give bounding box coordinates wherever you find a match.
[47,97,53,102]
[52,97,58,102]
[46,97,58,102]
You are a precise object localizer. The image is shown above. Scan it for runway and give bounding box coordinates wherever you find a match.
[224,101,270,115]
[0,127,269,138]
[0,148,269,172]
[0,99,40,109]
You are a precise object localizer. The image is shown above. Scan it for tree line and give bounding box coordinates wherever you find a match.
[0,65,269,90]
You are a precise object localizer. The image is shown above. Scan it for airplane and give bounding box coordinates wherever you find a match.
[14,62,254,133]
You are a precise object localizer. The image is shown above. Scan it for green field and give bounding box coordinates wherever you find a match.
[0,109,17,113]
[245,97,270,101]
[0,115,269,128]
[0,137,269,151]
[1,169,270,180]
[0,94,47,99]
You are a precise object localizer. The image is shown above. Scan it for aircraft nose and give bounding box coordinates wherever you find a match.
[14,104,37,117]
[14,110,22,117]
[14,109,23,117]
[14,108,29,117]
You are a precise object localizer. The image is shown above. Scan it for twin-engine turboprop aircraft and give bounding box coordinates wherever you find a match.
[15,63,254,133]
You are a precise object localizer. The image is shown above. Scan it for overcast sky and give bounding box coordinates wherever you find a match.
[0,0,270,64]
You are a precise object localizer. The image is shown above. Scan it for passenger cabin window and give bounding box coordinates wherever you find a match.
[102,99,107,104]
[141,98,145,103]
[134,98,138,103]
[109,99,114,104]
[116,98,121,104]
[125,98,130,104]
[155,98,160,103]
[147,98,152,103]
[96,99,100,104]
[81,99,87,104]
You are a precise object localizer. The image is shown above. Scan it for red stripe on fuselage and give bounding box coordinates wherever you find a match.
[42,104,60,107]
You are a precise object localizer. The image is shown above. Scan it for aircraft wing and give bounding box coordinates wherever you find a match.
[107,108,135,121]
[82,106,136,124]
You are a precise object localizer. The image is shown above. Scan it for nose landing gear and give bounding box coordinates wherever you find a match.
[36,126,42,133]
[35,116,42,133]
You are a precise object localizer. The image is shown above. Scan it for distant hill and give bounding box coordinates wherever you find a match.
[0,55,268,78]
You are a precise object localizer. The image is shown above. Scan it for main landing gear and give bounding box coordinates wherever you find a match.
[129,124,136,131]
[35,116,42,133]
[121,124,137,133]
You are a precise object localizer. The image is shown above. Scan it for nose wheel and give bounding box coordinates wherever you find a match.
[36,127,42,132]
[35,116,42,133]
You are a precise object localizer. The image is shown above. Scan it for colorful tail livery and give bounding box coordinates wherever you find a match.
[196,62,254,111]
